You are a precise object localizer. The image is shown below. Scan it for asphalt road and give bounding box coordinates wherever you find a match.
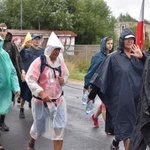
[1,81,125,150]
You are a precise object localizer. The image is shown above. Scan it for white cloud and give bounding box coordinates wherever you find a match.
[105,0,150,21]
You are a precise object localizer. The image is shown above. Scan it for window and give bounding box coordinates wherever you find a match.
[121,25,126,32]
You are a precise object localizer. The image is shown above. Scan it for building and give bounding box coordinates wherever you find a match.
[115,21,150,40]
[8,29,77,54]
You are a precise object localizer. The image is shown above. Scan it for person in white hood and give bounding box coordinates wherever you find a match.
[26,32,69,150]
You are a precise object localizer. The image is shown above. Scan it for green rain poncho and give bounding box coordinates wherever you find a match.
[0,36,20,114]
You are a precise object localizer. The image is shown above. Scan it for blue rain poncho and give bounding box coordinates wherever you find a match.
[84,37,113,89]
[0,37,20,114]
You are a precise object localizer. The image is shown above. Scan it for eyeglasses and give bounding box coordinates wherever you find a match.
[0,27,7,32]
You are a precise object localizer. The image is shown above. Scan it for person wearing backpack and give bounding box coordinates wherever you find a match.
[26,32,69,150]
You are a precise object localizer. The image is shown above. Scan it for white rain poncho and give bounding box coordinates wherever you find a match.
[26,32,69,140]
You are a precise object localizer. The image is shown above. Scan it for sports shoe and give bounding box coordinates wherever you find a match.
[19,108,25,118]
[106,132,114,135]
[110,143,119,150]
[90,114,99,127]
[28,103,32,108]
[17,97,20,103]
[0,143,4,150]
[0,123,9,131]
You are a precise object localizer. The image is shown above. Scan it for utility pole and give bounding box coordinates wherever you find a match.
[20,0,22,30]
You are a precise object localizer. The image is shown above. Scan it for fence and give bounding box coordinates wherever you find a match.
[63,45,99,62]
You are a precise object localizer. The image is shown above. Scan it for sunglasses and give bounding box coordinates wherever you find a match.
[0,27,7,32]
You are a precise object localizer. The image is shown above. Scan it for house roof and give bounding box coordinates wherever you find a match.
[8,29,77,37]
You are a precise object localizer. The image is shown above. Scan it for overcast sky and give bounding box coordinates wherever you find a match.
[105,0,150,21]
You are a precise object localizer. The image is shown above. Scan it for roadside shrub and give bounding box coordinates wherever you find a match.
[65,52,91,80]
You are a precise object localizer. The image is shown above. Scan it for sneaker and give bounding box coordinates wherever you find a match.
[0,143,4,150]
[28,103,32,108]
[19,108,25,118]
[110,143,119,150]
[106,132,114,135]
[90,114,99,127]
[0,123,9,131]
[17,97,20,103]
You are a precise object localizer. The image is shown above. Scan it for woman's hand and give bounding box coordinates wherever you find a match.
[131,44,143,59]
[15,91,20,97]
[58,76,64,85]
[39,91,51,102]
[87,97,94,103]
[21,73,26,82]
[83,88,87,94]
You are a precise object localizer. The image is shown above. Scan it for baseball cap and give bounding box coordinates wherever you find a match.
[124,35,135,39]
[32,34,41,40]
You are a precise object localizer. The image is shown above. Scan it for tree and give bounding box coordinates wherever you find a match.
[71,0,116,44]
[0,0,116,44]
[117,13,137,22]
[0,0,74,30]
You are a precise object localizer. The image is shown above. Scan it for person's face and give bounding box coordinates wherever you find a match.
[124,38,134,50]
[0,27,7,40]
[26,40,32,48]
[50,48,61,61]
[106,39,113,52]
[32,37,41,47]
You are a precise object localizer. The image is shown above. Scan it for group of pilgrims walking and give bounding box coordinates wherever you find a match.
[0,22,150,150]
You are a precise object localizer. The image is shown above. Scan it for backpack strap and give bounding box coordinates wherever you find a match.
[57,66,62,77]
[40,54,61,76]
[40,54,46,73]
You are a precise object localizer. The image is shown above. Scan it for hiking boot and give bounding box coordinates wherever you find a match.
[110,143,119,150]
[90,114,99,127]
[19,108,25,118]
[0,123,9,131]
[0,143,4,150]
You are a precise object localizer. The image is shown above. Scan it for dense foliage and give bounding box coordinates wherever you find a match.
[0,0,116,44]
[0,0,149,46]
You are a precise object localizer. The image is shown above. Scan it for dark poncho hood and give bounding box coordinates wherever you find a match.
[118,28,135,52]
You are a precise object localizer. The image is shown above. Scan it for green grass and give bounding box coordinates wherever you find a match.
[69,70,85,80]
[65,53,91,81]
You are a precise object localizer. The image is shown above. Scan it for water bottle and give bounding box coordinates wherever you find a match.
[85,101,94,115]
[82,91,88,105]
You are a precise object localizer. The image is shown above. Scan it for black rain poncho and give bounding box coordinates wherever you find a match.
[129,57,150,150]
[90,28,144,141]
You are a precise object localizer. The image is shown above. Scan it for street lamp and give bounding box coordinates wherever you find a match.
[20,0,22,30]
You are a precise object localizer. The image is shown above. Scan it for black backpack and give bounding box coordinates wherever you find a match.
[40,55,61,77]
